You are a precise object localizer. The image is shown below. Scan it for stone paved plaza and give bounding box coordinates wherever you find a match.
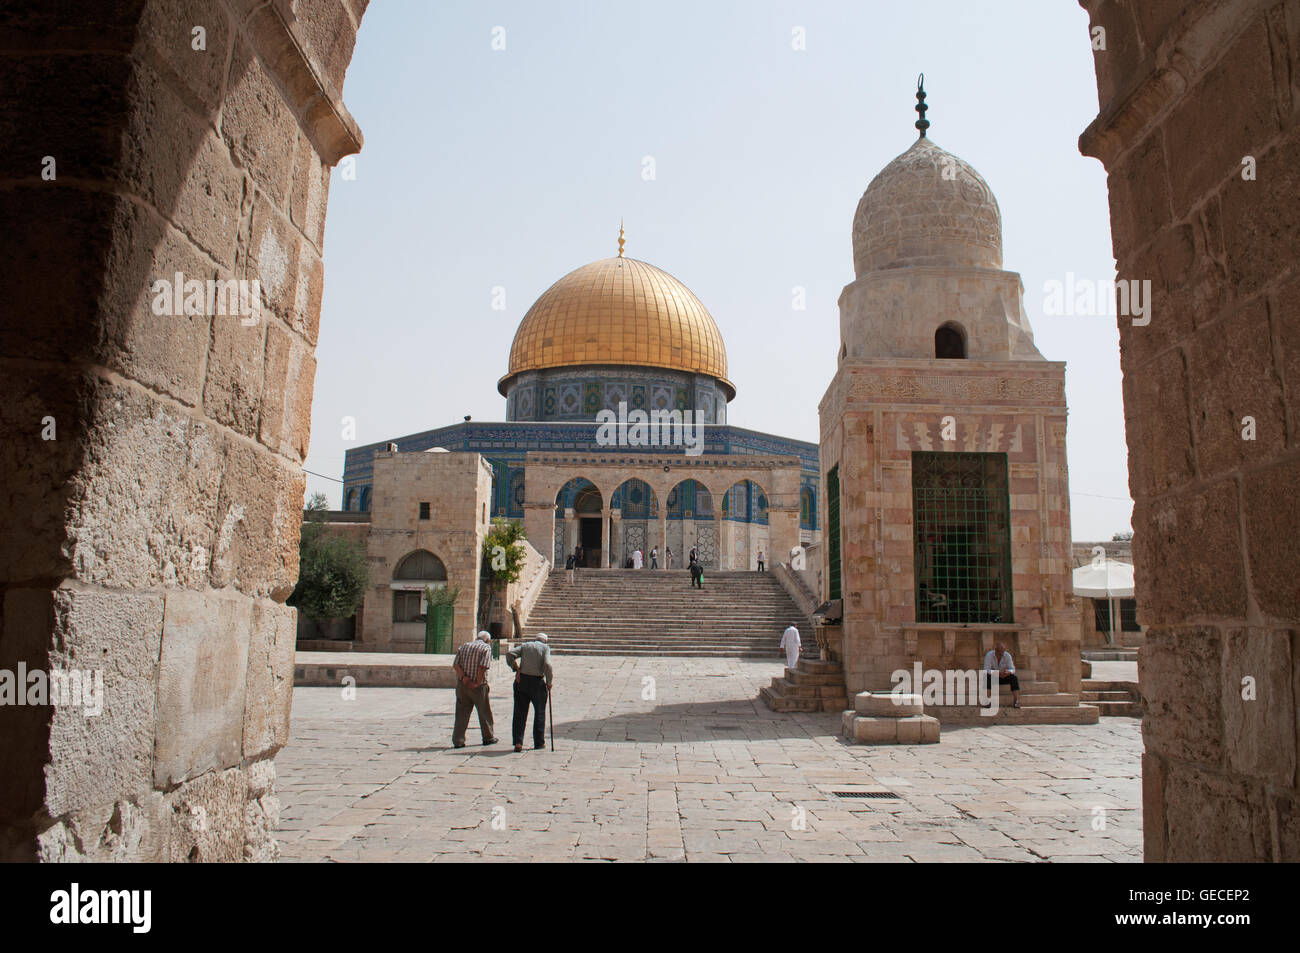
[276,657,1142,862]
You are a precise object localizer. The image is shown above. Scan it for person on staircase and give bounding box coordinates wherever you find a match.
[689,557,704,589]
[507,633,554,751]
[757,549,766,572]
[632,547,643,570]
[565,551,575,585]
[779,625,801,670]
[650,546,658,569]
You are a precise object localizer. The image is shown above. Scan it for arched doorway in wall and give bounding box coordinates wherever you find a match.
[722,479,769,570]
[391,549,448,649]
[667,478,715,569]
[611,477,658,567]
[555,478,604,567]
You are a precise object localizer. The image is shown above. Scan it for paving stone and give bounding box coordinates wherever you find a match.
[276,656,1142,862]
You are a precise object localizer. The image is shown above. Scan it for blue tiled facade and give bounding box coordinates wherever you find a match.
[342,420,820,531]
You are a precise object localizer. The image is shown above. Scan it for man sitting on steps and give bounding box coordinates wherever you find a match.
[982,641,1021,709]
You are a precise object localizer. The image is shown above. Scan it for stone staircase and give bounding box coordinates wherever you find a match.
[1081,679,1143,717]
[760,659,847,712]
[926,671,1099,725]
[527,569,815,657]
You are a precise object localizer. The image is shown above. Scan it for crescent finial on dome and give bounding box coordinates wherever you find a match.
[618,219,625,258]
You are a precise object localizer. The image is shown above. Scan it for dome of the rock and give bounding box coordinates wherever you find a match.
[498,256,733,400]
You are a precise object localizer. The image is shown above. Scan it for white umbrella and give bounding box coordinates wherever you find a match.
[1073,561,1135,645]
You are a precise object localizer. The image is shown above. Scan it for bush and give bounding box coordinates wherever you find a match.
[289,520,370,621]
[482,517,527,586]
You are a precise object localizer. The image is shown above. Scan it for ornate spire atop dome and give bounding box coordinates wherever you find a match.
[914,73,930,138]
[617,219,625,258]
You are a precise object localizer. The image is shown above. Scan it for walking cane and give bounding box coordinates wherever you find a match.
[548,682,555,751]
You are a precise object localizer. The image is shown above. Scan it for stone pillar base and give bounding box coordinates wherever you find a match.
[841,692,940,745]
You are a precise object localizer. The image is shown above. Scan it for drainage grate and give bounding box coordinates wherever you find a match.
[833,791,899,799]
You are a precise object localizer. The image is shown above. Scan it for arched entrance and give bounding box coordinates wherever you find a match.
[722,479,770,570]
[555,478,604,567]
[667,479,716,569]
[611,478,658,567]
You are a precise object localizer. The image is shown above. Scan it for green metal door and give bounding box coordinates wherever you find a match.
[424,604,454,654]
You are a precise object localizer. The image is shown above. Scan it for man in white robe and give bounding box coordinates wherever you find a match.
[631,548,643,569]
[779,625,801,670]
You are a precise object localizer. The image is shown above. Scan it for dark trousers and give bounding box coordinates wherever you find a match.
[757,561,765,571]
[983,671,1020,692]
[453,681,494,746]
[512,674,548,748]
[691,572,703,588]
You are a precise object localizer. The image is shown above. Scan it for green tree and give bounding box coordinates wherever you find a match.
[482,517,527,585]
[479,518,527,630]
[289,515,370,621]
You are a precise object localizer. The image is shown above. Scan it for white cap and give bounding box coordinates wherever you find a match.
[476,630,491,642]
[536,633,549,642]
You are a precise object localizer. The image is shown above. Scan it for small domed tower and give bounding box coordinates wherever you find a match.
[838,106,1043,363]
[818,78,1082,721]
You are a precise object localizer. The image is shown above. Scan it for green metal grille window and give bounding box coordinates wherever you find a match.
[912,452,1013,624]
[827,465,841,600]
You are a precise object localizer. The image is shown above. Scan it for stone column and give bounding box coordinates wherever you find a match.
[522,502,555,570]
[564,508,577,559]
[658,513,669,570]
[610,509,622,566]
[0,1,366,862]
[715,513,724,570]
[769,506,801,571]
[600,508,611,568]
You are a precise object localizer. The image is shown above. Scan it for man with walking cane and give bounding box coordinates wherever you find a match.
[506,632,554,752]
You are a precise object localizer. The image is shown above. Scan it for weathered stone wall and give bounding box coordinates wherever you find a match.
[358,452,492,653]
[0,0,365,861]
[1078,0,1300,861]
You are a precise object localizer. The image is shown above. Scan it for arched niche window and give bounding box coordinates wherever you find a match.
[392,550,447,623]
[394,550,447,582]
[935,323,967,359]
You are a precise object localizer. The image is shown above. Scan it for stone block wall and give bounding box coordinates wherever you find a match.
[0,0,365,861]
[1078,0,1300,861]
[358,452,492,652]
[818,360,1080,697]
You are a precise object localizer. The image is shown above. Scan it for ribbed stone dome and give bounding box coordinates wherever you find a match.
[852,137,1003,276]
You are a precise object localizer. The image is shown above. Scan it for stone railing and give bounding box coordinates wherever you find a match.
[509,539,551,636]
[773,561,818,620]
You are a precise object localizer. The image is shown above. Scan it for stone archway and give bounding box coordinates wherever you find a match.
[0,1,368,862]
[5,0,1289,866]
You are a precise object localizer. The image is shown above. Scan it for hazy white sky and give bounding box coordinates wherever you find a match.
[305,0,1133,540]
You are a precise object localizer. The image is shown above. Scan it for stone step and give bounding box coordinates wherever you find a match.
[1083,700,1143,717]
[759,686,821,712]
[1081,690,1132,701]
[767,677,846,699]
[929,703,1099,725]
[784,668,845,687]
[759,685,847,713]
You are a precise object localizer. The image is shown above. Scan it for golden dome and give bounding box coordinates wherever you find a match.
[498,256,734,399]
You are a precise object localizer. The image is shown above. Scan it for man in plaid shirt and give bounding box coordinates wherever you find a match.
[452,631,498,748]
